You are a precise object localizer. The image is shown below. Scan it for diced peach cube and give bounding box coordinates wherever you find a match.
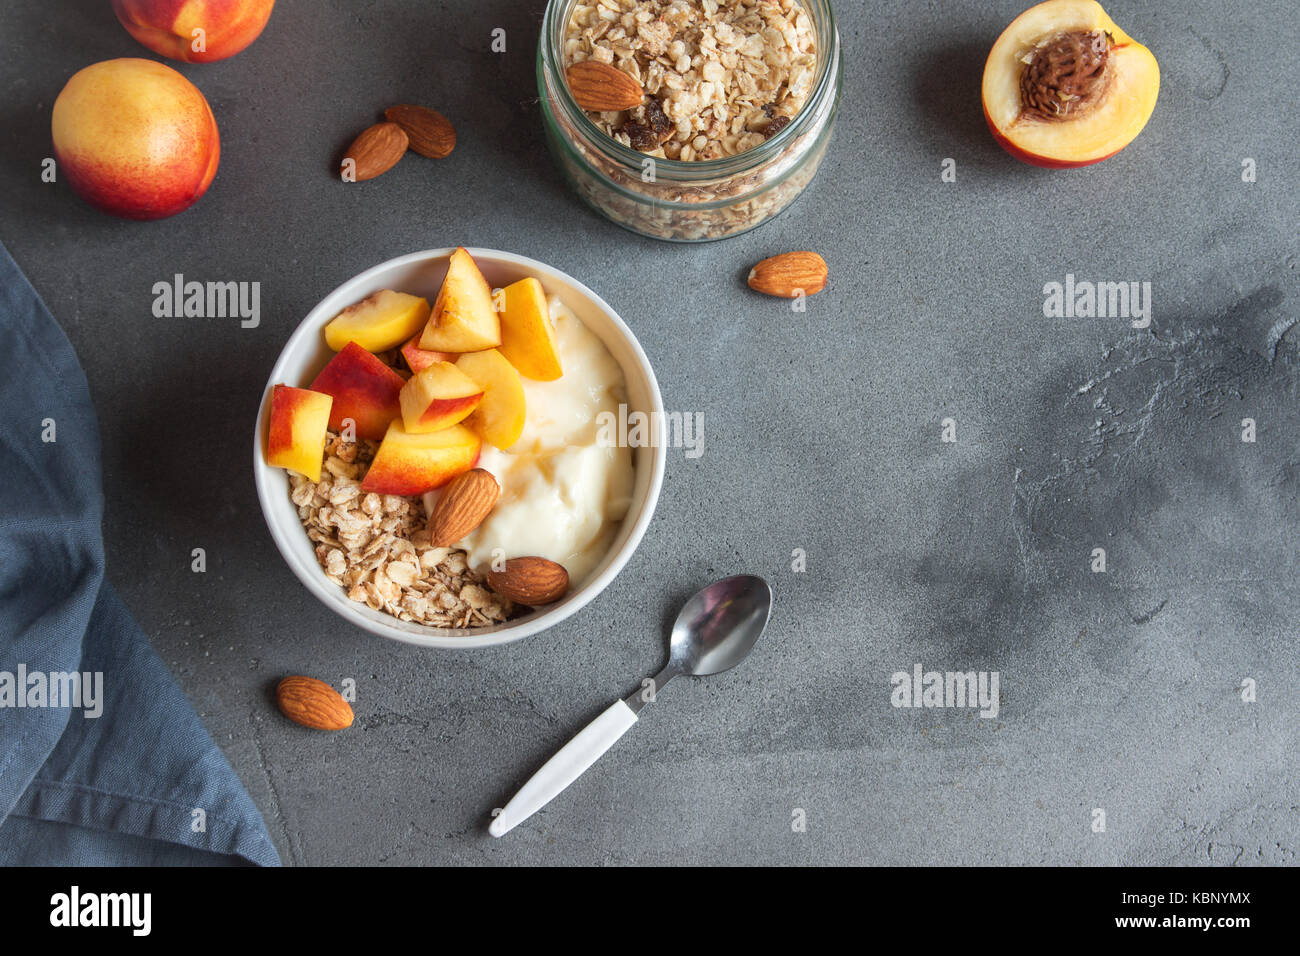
[399,361,484,434]
[309,342,405,440]
[266,385,332,482]
[324,289,431,353]
[360,420,481,496]
[498,277,563,381]
[456,349,526,450]
[419,247,501,352]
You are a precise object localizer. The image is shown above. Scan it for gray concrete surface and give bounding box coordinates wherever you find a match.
[2,1,1297,865]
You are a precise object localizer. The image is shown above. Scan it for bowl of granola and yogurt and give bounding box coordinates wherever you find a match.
[539,0,841,240]
[254,248,666,649]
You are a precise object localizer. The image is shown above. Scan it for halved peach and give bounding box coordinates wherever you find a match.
[419,247,501,352]
[456,349,526,450]
[400,334,457,373]
[399,362,484,434]
[267,385,332,482]
[323,289,431,353]
[360,420,481,495]
[982,0,1159,168]
[309,342,405,440]
[498,278,563,381]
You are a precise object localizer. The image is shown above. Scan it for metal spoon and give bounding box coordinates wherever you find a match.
[488,574,773,837]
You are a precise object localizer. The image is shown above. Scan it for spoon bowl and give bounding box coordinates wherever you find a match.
[669,575,773,677]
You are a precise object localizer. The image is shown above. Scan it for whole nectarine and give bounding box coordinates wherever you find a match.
[112,0,276,63]
[51,58,220,220]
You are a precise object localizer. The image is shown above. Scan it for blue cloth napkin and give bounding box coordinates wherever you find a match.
[0,241,279,866]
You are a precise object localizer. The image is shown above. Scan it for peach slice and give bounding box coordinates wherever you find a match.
[982,0,1159,168]
[400,334,457,374]
[308,342,405,440]
[399,362,484,434]
[498,278,563,381]
[266,385,332,482]
[456,349,527,450]
[360,421,481,495]
[324,290,431,353]
[419,247,501,352]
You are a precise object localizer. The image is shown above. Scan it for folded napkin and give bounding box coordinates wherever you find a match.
[0,242,279,866]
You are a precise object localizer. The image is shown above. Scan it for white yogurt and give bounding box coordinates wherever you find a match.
[430,295,634,587]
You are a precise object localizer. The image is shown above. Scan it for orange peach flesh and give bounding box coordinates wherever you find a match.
[498,277,563,381]
[112,0,276,64]
[51,58,220,220]
[982,0,1159,167]
[456,349,527,451]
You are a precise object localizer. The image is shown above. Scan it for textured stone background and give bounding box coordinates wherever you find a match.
[1,1,1296,864]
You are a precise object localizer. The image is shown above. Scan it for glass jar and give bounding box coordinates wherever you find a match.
[537,0,842,242]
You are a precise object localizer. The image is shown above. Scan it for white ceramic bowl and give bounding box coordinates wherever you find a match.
[253,248,666,649]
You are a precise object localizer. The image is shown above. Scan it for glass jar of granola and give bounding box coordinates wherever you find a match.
[538,0,841,242]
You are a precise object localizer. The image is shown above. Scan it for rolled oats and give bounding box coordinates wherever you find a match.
[564,0,817,161]
[288,432,513,629]
[546,0,837,239]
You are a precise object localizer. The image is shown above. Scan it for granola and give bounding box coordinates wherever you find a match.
[564,0,818,161]
[543,0,838,240]
[288,432,513,629]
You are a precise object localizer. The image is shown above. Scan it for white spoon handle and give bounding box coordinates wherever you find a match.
[489,699,638,837]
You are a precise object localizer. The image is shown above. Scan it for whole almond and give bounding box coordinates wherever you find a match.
[384,104,456,159]
[565,61,644,112]
[276,676,353,731]
[747,252,829,298]
[487,557,569,606]
[429,468,499,546]
[341,122,408,181]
